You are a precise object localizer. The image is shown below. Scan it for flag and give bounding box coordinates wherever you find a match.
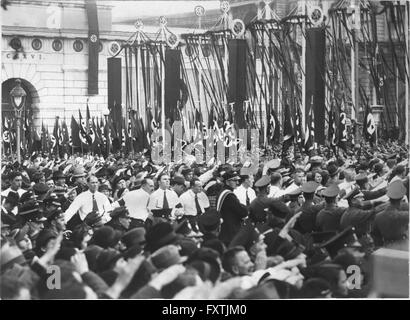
[295,106,304,151]
[70,115,82,150]
[31,125,41,152]
[282,104,294,156]
[85,0,99,94]
[41,122,48,153]
[52,116,61,155]
[22,110,31,153]
[328,109,337,154]
[267,108,280,145]
[339,112,348,151]
[304,105,315,153]
[102,116,112,155]
[2,115,11,153]
[91,117,102,154]
[363,104,376,145]
[61,118,70,154]
[78,109,91,147]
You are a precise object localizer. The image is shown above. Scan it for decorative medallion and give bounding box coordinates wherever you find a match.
[194,5,205,17]
[10,38,22,50]
[231,19,245,37]
[308,5,324,27]
[220,1,230,13]
[166,33,179,49]
[108,41,121,56]
[52,39,63,52]
[73,39,84,52]
[90,34,98,43]
[32,38,42,51]
[159,16,167,27]
[135,19,144,30]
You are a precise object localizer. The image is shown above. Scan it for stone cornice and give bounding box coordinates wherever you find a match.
[9,0,113,10]
[2,26,145,41]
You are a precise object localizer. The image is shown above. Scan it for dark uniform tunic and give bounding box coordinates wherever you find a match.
[218,187,248,246]
[373,204,409,250]
[316,204,346,232]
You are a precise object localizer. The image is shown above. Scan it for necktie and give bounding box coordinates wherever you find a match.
[92,194,98,212]
[195,194,202,215]
[246,190,250,206]
[163,190,169,209]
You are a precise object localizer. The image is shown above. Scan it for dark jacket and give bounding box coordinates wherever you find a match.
[362,187,387,201]
[372,204,409,246]
[316,204,346,232]
[294,200,325,234]
[105,219,128,234]
[218,187,248,246]
[340,205,376,236]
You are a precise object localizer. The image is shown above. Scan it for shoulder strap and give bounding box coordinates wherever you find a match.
[216,189,233,213]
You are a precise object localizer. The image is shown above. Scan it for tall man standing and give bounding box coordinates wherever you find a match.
[179,178,210,231]
[147,173,180,220]
[234,175,256,207]
[64,175,112,230]
[112,178,155,228]
[217,171,248,246]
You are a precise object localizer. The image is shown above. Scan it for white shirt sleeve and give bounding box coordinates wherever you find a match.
[63,194,83,223]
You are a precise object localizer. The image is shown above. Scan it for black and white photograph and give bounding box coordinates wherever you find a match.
[0,0,409,302]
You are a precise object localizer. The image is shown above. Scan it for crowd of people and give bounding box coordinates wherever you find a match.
[0,141,409,299]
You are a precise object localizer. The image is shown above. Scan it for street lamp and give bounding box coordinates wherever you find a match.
[9,79,27,163]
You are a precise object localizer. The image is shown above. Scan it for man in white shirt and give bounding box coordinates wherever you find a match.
[147,173,180,220]
[1,172,26,215]
[112,178,155,228]
[234,175,256,206]
[284,169,306,195]
[64,175,112,230]
[268,172,286,199]
[179,179,210,231]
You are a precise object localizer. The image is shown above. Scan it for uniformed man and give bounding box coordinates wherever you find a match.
[373,180,409,251]
[287,187,303,216]
[217,171,248,246]
[249,176,289,229]
[319,226,363,260]
[294,181,325,234]
[52,171,68,200]
[340,188,380,254]
[355,173,387,201]
[105,206,131,234]
[316,184,346,232]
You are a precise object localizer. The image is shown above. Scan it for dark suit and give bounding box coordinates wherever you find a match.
[372,204,409,247]
[340,205,376,236]
[248,195,286,222]
[316,204,346,232]
[218,187,248,246]
[362,187,386,201]
[105,219,128,234]
[294,200,325,234]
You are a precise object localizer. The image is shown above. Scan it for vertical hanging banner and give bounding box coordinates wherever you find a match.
[305,28,325,145]
[228,39,247,129]
[165,49,181,126]
[86,0,99,95]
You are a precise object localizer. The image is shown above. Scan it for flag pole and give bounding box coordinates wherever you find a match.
[160,17,166,156]
[300,0,306,135]
[405,0,409,145]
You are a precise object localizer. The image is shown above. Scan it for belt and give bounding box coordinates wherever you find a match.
[153,212,170,219]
